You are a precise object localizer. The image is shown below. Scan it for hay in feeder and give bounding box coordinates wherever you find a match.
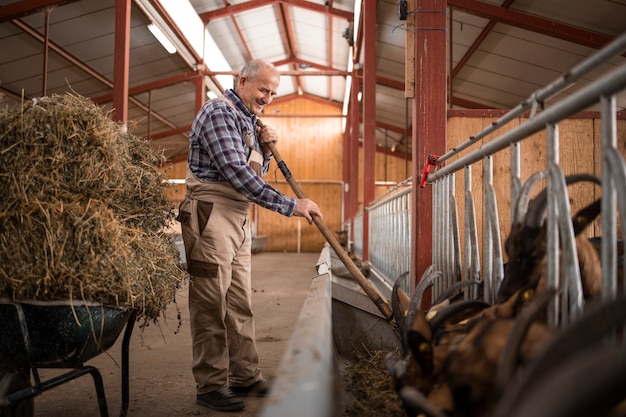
[0,93,187,321]
[342,350,406,417]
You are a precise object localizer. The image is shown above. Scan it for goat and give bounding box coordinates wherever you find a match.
[387,171,623,417]
[492,291,626,417]
[496,172,603,304]
[388,267,554,417]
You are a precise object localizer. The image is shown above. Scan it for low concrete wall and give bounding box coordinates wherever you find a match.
[259,246,401,417]
[259,250,339,417]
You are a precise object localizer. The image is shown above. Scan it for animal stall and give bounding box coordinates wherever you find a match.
[258,32,626,417]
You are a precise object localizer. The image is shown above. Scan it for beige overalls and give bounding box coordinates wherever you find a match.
[178,129,266,394]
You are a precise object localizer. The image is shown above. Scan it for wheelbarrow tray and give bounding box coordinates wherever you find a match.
[0,299,132,370]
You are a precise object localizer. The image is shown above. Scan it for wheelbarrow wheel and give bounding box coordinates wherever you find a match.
[0,370,34,417]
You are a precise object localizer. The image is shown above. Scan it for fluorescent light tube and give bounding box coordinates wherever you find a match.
[148,23,176,54]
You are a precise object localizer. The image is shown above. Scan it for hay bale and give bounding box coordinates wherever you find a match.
[0,93,187,321]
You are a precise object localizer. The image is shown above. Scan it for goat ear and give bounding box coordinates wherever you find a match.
[407,309,435,374]
[572,198,601,236]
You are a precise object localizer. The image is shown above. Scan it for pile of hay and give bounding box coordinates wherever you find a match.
[0,93,187,322]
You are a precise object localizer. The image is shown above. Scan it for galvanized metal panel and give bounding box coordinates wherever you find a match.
[237,6,286,61]
[292,6,327,65]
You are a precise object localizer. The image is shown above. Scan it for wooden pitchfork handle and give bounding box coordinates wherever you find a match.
[257,119,393,320]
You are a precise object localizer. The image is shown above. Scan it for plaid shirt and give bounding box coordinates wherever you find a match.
[188,89,296,217]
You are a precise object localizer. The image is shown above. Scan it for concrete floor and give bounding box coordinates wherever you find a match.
[31,251,322,417]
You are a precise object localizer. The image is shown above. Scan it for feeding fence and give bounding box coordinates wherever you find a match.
[356,32,626,328]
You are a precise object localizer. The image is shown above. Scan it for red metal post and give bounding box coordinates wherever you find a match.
[349,73,360,222]
[195,71,205,113]
[361,0,376,262]
[113,0,131,123]
[411,0,448,289]
[42,7,51,96]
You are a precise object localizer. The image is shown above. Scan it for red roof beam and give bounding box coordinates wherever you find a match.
[221,0,253,61]
[204,69,349,76]
[199,0,353,22]
[448,0,616,51]
[277,2,304,94]
[0,0,80,23]
[451,0,517,79]
[92,71,201,104]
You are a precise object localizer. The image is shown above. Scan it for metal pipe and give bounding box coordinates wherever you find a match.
[42,7,52,96]
[436,32,626,164]
[428,63,626,182]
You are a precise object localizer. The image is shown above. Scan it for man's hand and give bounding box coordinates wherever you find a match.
[294,198,323,224]
[257,124,279,155]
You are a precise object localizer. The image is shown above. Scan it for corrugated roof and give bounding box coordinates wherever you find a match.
[0,0,624,162]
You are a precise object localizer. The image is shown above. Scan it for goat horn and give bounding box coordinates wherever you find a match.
[391,271,411,343]
[414,265,440,304]
[428,299,491,335]
[432,279,483,305]
[513,170,548,225]
[405,267,441,329]
[525,173,601,228]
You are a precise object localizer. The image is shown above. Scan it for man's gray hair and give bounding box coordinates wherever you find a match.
[237,59,277,83]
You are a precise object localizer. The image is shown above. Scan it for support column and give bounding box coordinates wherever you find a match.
[361,0,377,262]
[195,72,205,112]
[113,0,131,124]
[342,96,351,223]
[349,74,360,222]
[411,0,448,289]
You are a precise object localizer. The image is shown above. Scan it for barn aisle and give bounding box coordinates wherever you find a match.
[33,251,322,417]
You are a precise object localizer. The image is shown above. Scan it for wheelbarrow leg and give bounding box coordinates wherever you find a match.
[1,367,109,417]
[0,369,34,417]
[84,367,109,417]
[119,313,136,417]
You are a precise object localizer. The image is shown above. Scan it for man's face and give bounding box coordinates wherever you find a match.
[237,67,280,116]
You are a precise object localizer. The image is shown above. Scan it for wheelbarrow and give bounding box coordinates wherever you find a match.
[0,299,136,417]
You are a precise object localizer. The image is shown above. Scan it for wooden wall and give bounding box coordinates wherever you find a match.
[159,97,625,255]
[447,115,626,264]
[164,98,394,252]
[159,96,411,253]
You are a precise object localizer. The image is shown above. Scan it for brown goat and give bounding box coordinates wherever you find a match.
[496,173,603,304]
[389,282,554,417]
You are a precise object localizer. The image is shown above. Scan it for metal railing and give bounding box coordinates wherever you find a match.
[367,182,413,292]
[426,32,626,326]
[353,211,364,258]
[350,32,626,327]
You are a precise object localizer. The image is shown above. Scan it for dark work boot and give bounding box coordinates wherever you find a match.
[196,387,245,411]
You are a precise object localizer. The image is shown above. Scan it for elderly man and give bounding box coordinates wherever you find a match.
[177,59,322,412]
